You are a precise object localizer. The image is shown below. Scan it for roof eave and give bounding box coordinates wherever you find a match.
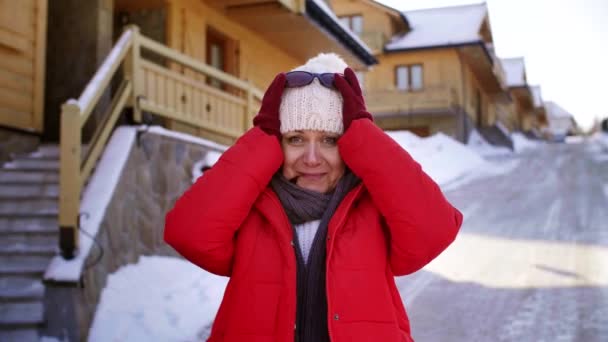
[306,0,378,66]
[385,40,486,56]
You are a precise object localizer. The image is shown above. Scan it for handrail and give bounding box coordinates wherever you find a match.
[81,80,132,186]
[58,25,264,259]
[76,30,135,121]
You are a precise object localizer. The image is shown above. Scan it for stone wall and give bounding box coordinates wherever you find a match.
[43,129,224,341]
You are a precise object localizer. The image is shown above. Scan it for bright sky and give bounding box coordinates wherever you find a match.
[376,0,608,130]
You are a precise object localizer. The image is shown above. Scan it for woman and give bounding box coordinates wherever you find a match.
[164,53,463,342]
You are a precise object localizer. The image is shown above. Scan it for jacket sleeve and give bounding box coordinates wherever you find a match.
[338,119,463,276]
[164,127,283,276]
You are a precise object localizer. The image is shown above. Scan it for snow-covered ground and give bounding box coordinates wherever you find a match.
[512,132,542,153]
[466,130,512,158]
[88,128,537,341]
[89,256,228,342]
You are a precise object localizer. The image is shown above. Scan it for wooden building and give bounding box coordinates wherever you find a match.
[502,57,536,133]
[0,0,47,133]
[530,85,548,135]
[330,1,511,145]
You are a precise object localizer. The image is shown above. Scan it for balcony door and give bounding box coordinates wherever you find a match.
[206,26,239,92]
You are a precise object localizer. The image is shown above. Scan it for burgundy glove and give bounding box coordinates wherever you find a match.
[253,73,286,140]
[334,67,373,131]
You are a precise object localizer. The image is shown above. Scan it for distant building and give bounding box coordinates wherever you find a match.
[330,1,512,147]
[544,101,575,141]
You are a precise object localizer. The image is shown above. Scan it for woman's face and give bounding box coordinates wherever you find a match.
[281,130,345,193]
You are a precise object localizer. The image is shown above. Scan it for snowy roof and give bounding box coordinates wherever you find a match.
[530,85,543,108]
[545,101,573,119]
[544,102,574,134]
[502,57,527,87]
[385,3,487,51]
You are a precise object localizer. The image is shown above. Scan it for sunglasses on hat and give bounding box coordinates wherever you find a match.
[285,71,342,90]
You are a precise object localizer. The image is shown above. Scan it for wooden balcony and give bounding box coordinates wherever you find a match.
[365,86,459,117]
[459,44,506,94]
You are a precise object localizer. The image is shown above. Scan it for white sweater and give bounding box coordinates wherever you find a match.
[294,220,321,264]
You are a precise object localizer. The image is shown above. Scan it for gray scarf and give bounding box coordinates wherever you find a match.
[271,171,360,342]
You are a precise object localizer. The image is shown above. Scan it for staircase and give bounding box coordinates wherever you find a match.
[0,145,60,341]
[478,125,515,150]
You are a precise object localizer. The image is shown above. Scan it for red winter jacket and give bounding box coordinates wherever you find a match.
[165,119,463,342]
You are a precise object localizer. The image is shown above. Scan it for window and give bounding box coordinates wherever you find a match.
[410,65,423,90]
[395,64,424,91]
[338,15,363,36]
[396,66,409,90]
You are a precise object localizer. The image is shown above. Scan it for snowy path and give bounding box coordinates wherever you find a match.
[398,141,608,341]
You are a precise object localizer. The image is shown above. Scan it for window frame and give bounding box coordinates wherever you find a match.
[338,14,364,36]
[394,64,424,92]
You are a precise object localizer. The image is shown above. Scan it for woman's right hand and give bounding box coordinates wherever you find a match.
[253,73,286,140]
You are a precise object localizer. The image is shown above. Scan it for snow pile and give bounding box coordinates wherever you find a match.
[467,130,512,158]
[512,132,541,153]
[386,131,487,185]
[89,256,228,342]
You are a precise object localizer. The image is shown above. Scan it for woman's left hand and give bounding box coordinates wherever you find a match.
[334,67,373,131]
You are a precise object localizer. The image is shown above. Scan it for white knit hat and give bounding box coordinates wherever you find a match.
[279,53,348,135]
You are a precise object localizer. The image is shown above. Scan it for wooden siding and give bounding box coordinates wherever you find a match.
[0,0,46,132]
[168,0,304,85]
[330,0,396,54]
[364,49,463,115]
[161,0,301,140]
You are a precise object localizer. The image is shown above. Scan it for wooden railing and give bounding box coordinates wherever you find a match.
[58,25,263,258]
[365,86,459,116]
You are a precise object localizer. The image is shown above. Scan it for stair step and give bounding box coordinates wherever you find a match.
[0,328,39,342]
[0,255,51,276]
[0,301,44,327]
[0,276,44,301]
[0,243,57,256]
[0,217,57,232]
[0,184,59,199]
[0,199,58,215]
[0,170,58,184]
[0,233,57,251]
[2,159,59,170]
[36,145,60,157]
